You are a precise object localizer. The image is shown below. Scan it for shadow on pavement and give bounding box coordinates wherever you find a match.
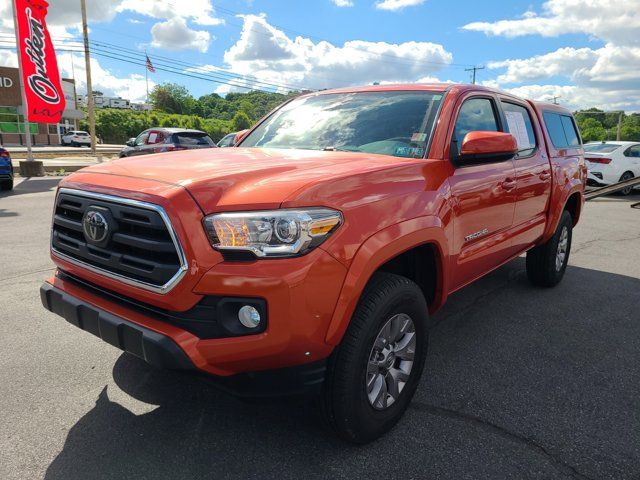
[0,177,61,198]
[44,261,640,480]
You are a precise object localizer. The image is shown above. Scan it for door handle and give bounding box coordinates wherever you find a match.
[539,171,551,181]
[501,178,517,191]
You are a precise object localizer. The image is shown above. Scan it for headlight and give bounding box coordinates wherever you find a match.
[203,209,342,258]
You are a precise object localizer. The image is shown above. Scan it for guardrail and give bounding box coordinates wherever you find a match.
[585,176,640,201]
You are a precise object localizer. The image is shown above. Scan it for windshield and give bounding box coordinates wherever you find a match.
[240,91,443,159]
[584,143,620,153]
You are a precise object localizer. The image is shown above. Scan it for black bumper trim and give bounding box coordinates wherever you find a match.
[40,282,194,371]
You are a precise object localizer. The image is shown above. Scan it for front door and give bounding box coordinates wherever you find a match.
[447,96,517,291]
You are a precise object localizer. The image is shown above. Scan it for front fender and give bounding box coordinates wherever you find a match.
[324,215,448,346]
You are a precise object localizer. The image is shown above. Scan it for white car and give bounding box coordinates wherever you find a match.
[584,141,640,195]
[61,131,91,147]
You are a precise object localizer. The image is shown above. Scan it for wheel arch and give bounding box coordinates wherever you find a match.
[324,216,448,346]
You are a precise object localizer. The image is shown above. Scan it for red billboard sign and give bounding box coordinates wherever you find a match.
[14,0,65,123]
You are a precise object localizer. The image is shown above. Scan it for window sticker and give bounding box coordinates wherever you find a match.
[395,146,425,158]
[504,111,532,150]
[411,132,427,143]
[148,132,158,144]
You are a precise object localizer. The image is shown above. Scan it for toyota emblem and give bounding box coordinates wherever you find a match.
[82,210,109,243]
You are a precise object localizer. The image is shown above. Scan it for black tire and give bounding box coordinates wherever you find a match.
[618,171,634,196]
[526,210,573,287]
[0,178,13,191]
[321,272,429,443]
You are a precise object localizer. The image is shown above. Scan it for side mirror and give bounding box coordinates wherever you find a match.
[234,129,250,146]
[126,138,136,147]
[458,131,518,165]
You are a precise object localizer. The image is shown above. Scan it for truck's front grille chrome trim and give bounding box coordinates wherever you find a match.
[51,188,188,295]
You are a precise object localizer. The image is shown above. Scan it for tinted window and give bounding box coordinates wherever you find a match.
[543,112,581,148]
[218,133,236,147]
[453,98,499,155]
[501,101,536,157]
[625,145,640,158]
[241,91,443,159]
[584,143,621,153]
[135,131,149,146]
[561,116,580,147]
[174,132,215,146]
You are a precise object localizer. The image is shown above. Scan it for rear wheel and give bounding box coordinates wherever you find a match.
[526,210,572,287]
[321,272,429,443]
[618,171,634,196]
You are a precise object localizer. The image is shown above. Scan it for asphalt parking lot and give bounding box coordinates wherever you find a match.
[1,177,639,480]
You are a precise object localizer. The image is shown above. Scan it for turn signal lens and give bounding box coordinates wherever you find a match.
[203,209,342,258]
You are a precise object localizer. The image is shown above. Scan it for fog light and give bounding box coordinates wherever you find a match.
[238,305,261,328]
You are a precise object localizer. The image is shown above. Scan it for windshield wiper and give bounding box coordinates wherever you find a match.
[323,146,360,152]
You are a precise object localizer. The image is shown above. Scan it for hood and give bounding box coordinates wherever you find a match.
[82,147,423,212]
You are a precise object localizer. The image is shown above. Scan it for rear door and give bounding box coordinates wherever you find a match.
[447,94,517,291]
[498,98,551,251]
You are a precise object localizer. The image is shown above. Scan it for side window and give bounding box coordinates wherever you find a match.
[543,112,581,148]
[561,115,581,147]
[625,145,640,158]
[134,131,149,146]
[453,98,499,155]
[501,101,537,157]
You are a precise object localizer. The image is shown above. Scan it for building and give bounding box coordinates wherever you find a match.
[131,102,152,111]
[0,66,85,146]
[88,94,131,109]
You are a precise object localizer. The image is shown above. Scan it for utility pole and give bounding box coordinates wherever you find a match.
[551,96,561,105]
[465,65,484,85]
[11,0,34,161]
[81,0,96,155]
[616,111,623,141]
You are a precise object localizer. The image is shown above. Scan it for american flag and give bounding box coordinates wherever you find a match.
[145,54,155,73]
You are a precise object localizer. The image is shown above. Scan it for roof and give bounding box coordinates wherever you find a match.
[153,128,207,134]
[584,141,639,146]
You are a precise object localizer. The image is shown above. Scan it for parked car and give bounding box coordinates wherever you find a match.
[61,131,91,147]
[42,84,586,443]
[0,146,13,191]
[217,132,237,147]
[119,128,217,157]
[584,141,640,195]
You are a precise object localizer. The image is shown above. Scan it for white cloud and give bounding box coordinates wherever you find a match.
[375,0,426,11]
[151,17,211,53]
[57,54,155,103]
[220,14,452,93]
[117,0,223,26]
[503,84,640,113]
[0,50,17,68]
[332,0,354,6]
[462,0,640,46]
[467,0,640,110]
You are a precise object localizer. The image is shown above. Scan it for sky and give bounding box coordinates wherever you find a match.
[0,0,639,111]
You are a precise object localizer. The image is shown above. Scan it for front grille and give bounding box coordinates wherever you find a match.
[591,172,603,180]
[51,189,186,293]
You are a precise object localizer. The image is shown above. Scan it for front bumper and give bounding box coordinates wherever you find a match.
[40,281,328,396]
[40,281,194,370]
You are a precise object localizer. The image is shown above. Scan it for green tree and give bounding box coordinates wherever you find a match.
[150,83,196,114]
[231,111,252,131]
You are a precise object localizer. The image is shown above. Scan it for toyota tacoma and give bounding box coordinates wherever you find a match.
[41,84,586,443]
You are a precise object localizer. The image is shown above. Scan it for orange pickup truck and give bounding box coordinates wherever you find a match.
[41,84,586,442]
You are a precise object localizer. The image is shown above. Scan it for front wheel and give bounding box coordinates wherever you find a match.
[321,272,429,443]
[526,210,573,287]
